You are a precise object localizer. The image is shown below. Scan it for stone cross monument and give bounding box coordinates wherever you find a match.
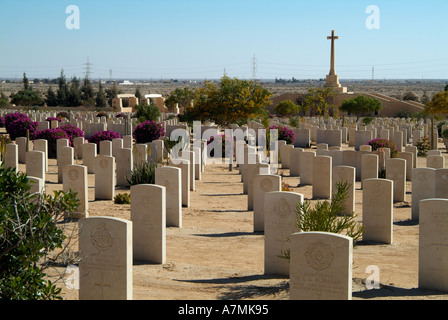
[324,30,347,93]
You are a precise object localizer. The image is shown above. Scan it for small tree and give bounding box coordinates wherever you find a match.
[424,90,448,149]
[187,75,272,126]
[81,77,95,106]
[10,73,44,107]
[57,69,69,107]
[274,100,299,117]
[165,87,195,113]
[95,81,107,108]
[340,95,382,119]
[134,103,161,123]
[301,87,336,116]
[45,86,59,107]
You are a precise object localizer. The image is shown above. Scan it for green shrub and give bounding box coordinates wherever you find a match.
[114,193,131,204]
[126,160,158,186]
[134,103,160,123]
[0,164,80,300]
[280,182,364,260]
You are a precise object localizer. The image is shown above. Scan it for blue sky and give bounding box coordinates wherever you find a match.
[0,0,447,80]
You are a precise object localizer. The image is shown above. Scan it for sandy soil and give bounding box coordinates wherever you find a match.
[30,140,448,301]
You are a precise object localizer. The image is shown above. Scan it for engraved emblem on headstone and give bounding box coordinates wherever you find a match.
[260,178,273,192]
[274,198,291,218]
[100,158,109,169]
[90,223,114,252]
[68,168,79,181]
[305,241,334,270]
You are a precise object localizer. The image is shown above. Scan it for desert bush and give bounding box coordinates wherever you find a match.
[114,193,131,204]
[416,136,431,156]
[133,120,165,144]
[126,160,158,186]
[280,182,364,260]
[0,164,80,300]
[289,117,299,128]
[4,112,38,140]
[403,91,420,102]
[367,138,399,158]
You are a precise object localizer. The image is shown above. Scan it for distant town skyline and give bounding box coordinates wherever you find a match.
[0,0,447,80]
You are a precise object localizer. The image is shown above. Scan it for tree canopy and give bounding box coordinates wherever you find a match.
[301,87,336,116]
[164,87,195,112]
[424,90,448,116]
[274,100,299,117]
[340,94,382,117]
[186,75,272,126]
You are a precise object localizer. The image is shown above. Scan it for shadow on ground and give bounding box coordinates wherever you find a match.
[174,274,289,299]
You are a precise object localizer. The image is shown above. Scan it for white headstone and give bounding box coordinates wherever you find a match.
[312,156,332,199]
[264,191,304,276]
[63,165,88,218]
[78,216,132,300]
[362,178,393,244]
[252,174,281,232]
[155,166,182,227]
[131,184,166,264]
[95,155,115,200]
[290,232,353,300]
[418,199,448,292]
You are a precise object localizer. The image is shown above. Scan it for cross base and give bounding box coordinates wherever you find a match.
[324,75,347,93]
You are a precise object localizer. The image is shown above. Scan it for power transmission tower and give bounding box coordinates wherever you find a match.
[109,69,113,82]
[251,54,257,80]
[83,56,93,79]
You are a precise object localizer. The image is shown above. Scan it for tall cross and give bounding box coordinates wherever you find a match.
[327,30,339,76]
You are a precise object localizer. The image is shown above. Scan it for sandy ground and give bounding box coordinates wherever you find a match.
[27,140,448,302]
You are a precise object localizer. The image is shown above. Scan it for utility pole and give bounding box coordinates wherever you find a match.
[84,56,93,79]
[251,54,257,80]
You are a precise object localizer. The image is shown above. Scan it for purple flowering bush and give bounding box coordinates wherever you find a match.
[59,123,85,145]
[367,138,399,158]
[269,125,295,145]
[88,130,121,149]
[0,116,5,127]
[133,120,165,144]
[4,112,38,140]
[33,127,70,158]
[46,117,62,122]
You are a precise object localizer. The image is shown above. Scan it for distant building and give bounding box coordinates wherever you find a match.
[119,80,133,85]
